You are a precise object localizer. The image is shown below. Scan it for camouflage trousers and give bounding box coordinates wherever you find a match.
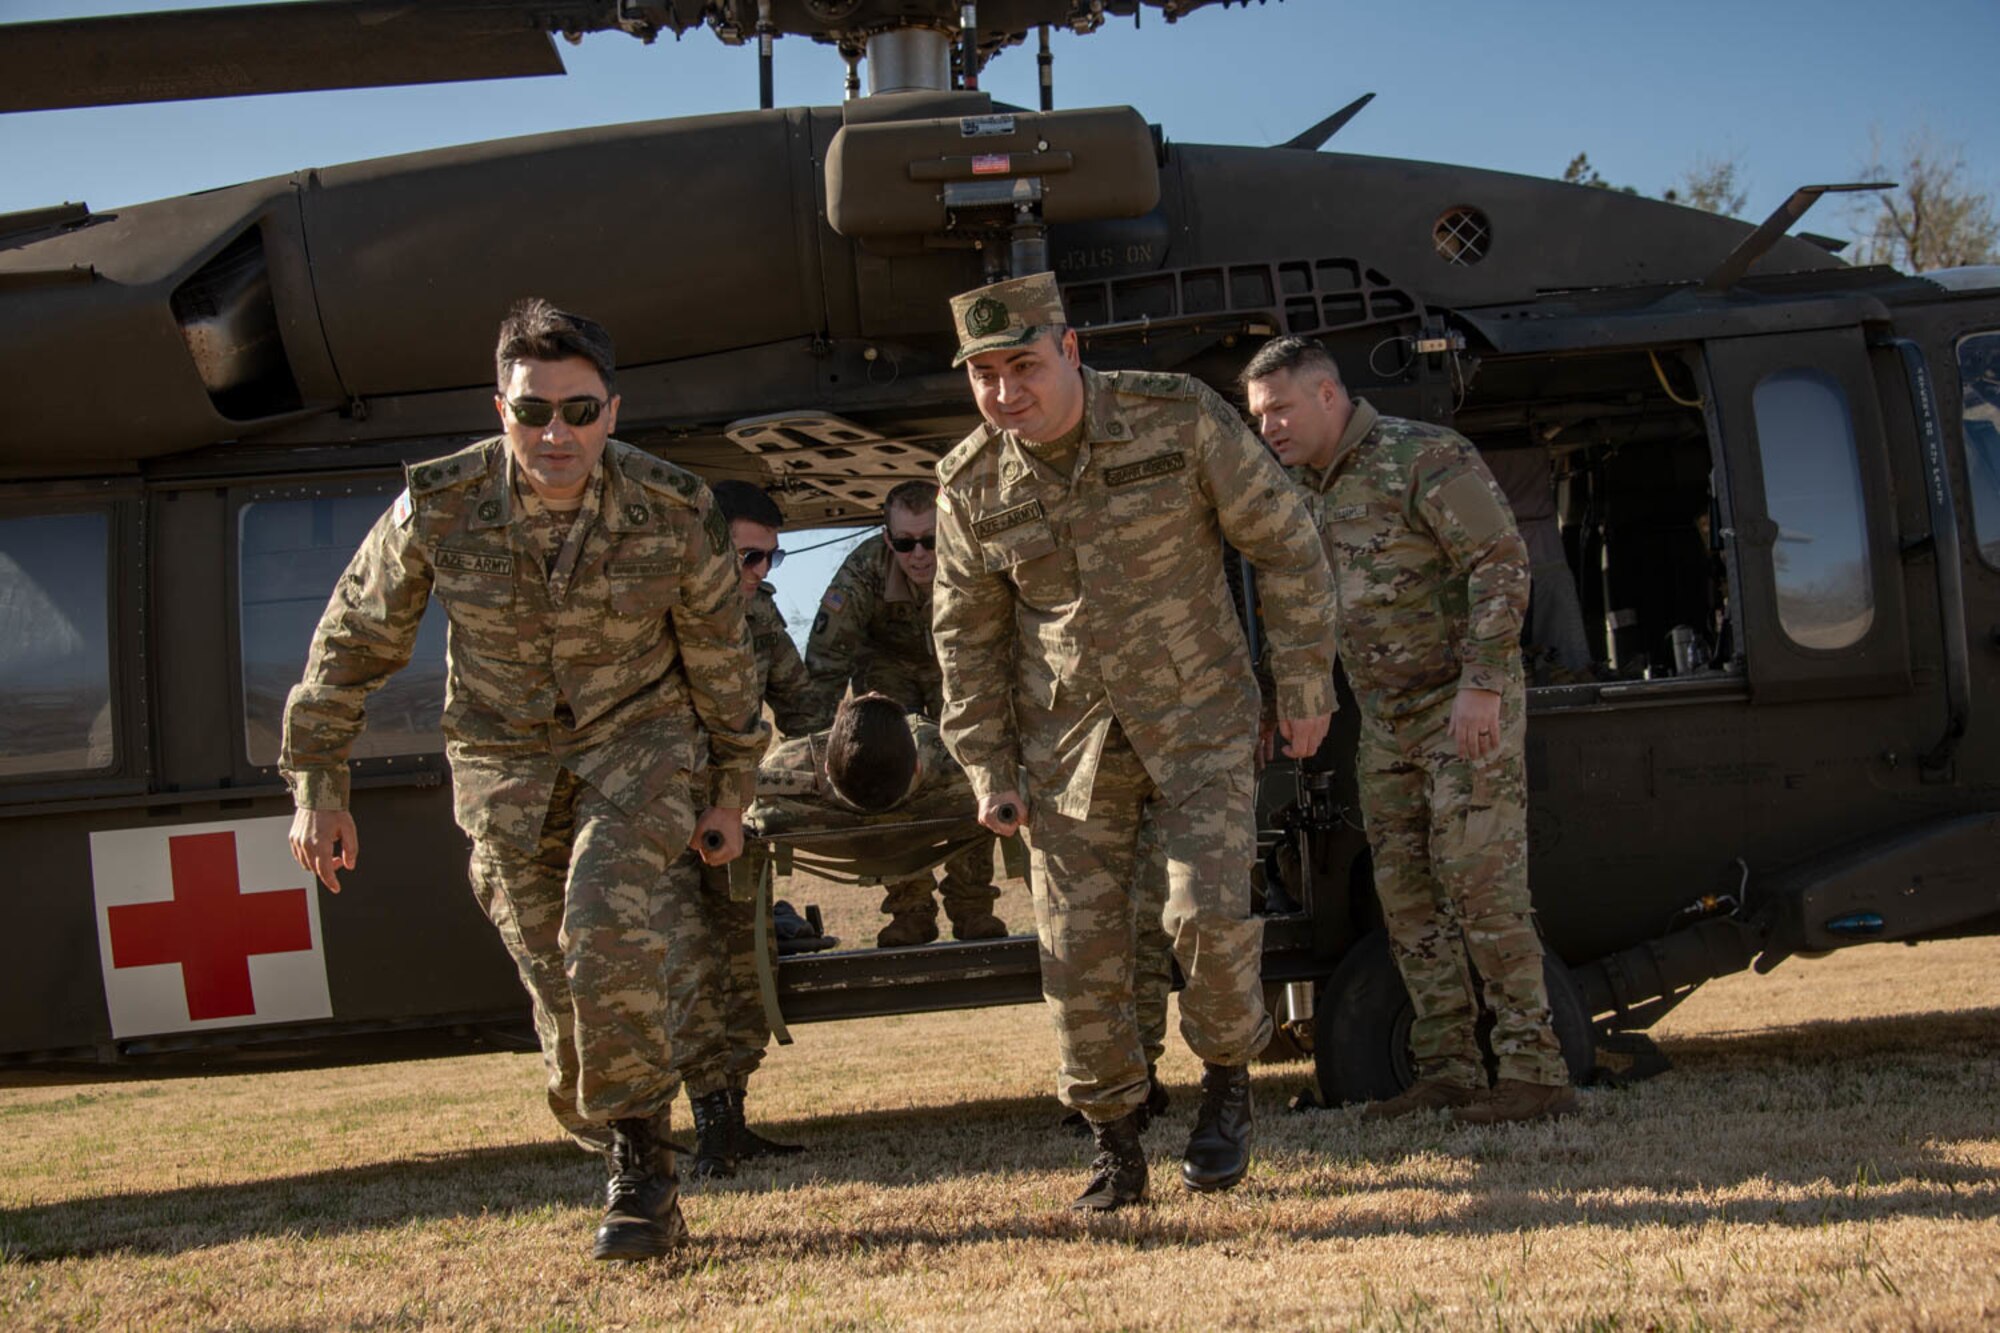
[466,767,714,1153]
[1357,684,1567,1088]
[1026,723,1270,1122]
[878,838,1001,925]
[669,863,777,1099]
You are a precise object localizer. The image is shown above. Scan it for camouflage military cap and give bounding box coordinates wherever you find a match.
[949,271,1067,367]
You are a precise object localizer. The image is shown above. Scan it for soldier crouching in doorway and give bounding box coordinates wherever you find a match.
[281,299,764,1260]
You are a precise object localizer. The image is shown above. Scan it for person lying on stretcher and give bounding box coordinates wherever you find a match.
[748,693,1009,946]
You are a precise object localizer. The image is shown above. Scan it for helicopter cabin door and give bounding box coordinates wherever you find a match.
[1703,326,1911,703]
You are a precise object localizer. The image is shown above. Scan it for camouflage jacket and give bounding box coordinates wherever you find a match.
[747,712,973,834]
[803,532,941,721]
[280,436,765,852]
[746,582,818,738]
[1297,400,1529,718]
[933,366,1338,818]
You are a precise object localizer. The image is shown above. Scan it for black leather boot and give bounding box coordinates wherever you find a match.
[1072,1109,1148,1212]
[689,1089,738,1180]
[591,1118,686,1261]
[730,1088,805,1159]
[1180,1062,1252,1193]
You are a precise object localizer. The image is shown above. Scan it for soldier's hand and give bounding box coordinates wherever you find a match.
[1277,712,1331,760]
[979,791,1026,837]
[692,806,745,866]
[1449,686,1504,761]
[289,807,358,893]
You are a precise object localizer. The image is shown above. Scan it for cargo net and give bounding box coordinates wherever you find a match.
[725,412,946,524]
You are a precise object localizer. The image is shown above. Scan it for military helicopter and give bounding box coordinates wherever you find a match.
[4,1,1997,1108]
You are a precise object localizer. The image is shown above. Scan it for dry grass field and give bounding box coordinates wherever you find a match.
[4,931,1999,1331]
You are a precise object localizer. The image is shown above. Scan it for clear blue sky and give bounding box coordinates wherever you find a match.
[2,0,1990,630]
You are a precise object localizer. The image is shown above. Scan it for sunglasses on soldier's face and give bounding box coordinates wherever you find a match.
[507,395,606,428]
[739,546,786,571]
[887,534,936,553]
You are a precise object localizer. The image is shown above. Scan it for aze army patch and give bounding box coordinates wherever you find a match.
[434,547,514,576]
[972,498,1044,540]
[1102,451,1185,487]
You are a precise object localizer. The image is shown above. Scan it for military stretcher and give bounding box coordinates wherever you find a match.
[731,814,1030,1044]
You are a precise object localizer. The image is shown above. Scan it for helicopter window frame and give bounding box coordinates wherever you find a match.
[231,477,449,778]
[1748,368,1877,653]
[0,491,145,797]
[1955,329,2000,574]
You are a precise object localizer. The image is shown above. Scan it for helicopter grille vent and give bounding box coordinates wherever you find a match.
[1433,206,1491,266]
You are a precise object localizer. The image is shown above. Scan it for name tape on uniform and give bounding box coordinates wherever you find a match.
[1102,451,1186,487]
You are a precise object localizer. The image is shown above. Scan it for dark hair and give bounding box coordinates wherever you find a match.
[825,693,917,813]
[884,479,938,520]
[495,297,616,394]
[710,480,785,529]
[1238,335,1344,392]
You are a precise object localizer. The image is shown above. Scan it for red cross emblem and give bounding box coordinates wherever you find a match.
[102,828,314,1022]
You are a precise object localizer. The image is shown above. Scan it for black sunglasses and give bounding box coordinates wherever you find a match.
[508,395,606,428]
[739,545,786,571]
[887,534,936,554]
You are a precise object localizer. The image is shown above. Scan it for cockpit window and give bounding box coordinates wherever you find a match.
[1750,369,1875,651]
[0,511,115,778]
[239,492,445,766]
[1957,331,2000,571]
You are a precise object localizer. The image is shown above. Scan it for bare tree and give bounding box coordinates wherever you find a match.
[1560,152,1638,196]
[1664,154,1748,218]
[1851,128,1999,272]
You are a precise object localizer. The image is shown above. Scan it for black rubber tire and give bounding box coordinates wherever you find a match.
[1312,928,1596,1107]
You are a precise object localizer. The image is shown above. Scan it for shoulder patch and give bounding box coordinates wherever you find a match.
[390,488,414,527]
[617,445,702,508]
[935,426,999,486]
[408,437,499,496]
[702,501,730,557]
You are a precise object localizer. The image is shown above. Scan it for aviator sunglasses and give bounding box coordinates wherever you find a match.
[887,534,936,554]
[739,545,787,572]
[507,395,607,428]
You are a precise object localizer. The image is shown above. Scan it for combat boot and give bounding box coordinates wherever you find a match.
[1451,1078,1578,1125]
[1072,1109,1148,1211]
[591,1118,686,1262]
[729,1087,804,1159]
[1180,1062,1253,1193]
[875,911,940,948]
[946,908,1009,941]
[1361,1077,1481,1121]
[688,1089,738,1179]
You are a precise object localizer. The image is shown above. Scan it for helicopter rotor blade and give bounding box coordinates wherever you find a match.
[0,2,590,114]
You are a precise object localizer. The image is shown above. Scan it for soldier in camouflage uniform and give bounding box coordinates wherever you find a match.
[806,480,1006,947]
[669,481,814,1180]
[282,300,765,1261]
[934,272,1338,1210]
[1242,335,1575,1125]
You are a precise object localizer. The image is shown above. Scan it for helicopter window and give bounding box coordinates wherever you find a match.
[0,511,115,779]
[1750,369,1875,651]
[1957,331,2000,571]
[238,493,447,767]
